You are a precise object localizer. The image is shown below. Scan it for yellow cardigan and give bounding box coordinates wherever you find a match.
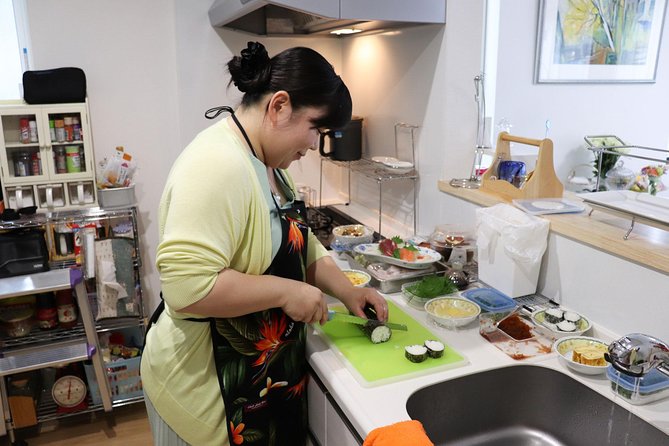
[141,118,327,446]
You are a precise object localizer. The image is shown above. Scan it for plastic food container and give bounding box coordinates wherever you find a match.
[462,288,517,313]
[606,366,669,405]
[401,279,458,310]
[479,311,554,360]
[97,185,136,209]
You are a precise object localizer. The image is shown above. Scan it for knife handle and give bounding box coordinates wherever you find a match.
[327,310,336,321]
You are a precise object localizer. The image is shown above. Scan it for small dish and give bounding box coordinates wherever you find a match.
[341,269,371,287]
[532,309,591,338]
[332,224,374,250]
[554,336,609,375]
[382,160,414,174]
[425,297,480,328]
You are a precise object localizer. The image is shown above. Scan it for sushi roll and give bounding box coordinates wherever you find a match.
[563,311,581,324]
[360,323,392,344]
[424,340,445,359]
[556,320,577,332]
[405,345,428,363]
[544,308,564,324]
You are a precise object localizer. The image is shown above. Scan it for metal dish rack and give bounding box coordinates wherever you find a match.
[585,142,669,239]
[319,123,419,235]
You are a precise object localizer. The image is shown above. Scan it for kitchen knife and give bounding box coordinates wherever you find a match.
[327,310,408,331]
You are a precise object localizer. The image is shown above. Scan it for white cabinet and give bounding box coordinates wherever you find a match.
[308,370,363,446]
[0,101,97,211]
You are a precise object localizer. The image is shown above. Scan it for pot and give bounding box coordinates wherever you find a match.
[319,117,363,161]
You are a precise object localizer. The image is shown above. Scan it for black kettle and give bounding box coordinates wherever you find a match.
[319,117,363,161]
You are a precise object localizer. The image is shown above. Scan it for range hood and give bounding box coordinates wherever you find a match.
[209,0,445,36]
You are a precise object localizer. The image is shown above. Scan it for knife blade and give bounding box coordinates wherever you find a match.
[327,310,408,331]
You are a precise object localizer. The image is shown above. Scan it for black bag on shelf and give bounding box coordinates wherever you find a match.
[22,67,87,104]
[0,228,49,279]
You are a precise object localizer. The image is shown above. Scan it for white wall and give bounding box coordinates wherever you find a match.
[494,0,669,180]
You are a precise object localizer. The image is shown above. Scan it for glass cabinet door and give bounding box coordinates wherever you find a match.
[0,109,47,182]
[43,107,89,179]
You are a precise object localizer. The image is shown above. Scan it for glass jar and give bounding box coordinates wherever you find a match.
[13,152,31,177]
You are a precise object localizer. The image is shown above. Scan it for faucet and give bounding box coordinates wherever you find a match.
[605,333,669,378]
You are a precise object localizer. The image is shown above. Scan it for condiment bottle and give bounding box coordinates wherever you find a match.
[49,119,56,141]
[448,261,469,291]
[55,289,78,329]
[14,152,30,177]
[35,292,58,329]
[31,152,42,176]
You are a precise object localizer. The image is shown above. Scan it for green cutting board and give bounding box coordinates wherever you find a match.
[316,301,468,387]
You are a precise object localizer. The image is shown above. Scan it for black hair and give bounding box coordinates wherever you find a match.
[227,42,352,129]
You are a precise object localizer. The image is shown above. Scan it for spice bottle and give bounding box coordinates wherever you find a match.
[54,147,67,174]
[14,152,30,177]
[65,146,81,173]
[72,117,81,141]
[55,119,65,142]
[31,152,42,176]
[55,289,78,329]
[63,117,74,142]
[35,292,58,329]
[19,118,30,143]
[29,120,38,142]
[49,119,56,142]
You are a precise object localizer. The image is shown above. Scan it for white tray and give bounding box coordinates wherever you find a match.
[512,198,585,215]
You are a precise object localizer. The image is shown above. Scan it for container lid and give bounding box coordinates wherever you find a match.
[606,366,669,393]
[461,288,517,312]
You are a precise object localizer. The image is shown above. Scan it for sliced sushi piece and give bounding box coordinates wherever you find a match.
[542,321,558,332]
[359,305,392,344]
[563,311,581,324]
[359,323,392,344]
[405,345,428,363]
[556,320,576,332]
[544,308,564,324]
[424,340,445,358]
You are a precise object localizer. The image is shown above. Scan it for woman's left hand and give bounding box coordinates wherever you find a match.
[340,287,388,322]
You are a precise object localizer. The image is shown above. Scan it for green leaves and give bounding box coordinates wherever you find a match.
[407,275,457,299]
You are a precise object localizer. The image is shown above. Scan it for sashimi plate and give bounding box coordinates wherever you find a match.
[353,243,441,269]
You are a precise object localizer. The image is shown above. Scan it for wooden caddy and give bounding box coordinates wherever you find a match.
[479,131,564,201]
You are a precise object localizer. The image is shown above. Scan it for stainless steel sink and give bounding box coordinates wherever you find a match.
[406,365,668,446]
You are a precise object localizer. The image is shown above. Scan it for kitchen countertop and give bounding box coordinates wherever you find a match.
[306,255,669,440]
[437,181,669,275]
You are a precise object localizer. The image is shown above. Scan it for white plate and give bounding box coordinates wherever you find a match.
[371,156,399,164]
[353,243,442,269]
[581,190,669,226]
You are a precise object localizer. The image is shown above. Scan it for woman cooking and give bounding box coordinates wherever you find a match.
[140,41,388,446]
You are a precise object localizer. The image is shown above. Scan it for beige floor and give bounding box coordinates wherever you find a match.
[7,403,152,445]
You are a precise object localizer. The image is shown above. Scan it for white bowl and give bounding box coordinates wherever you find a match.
[332,224,374,249]
[532,309,591,338]
[341,269,371,287]
[425,296,481,328]
[382,160,414,174]
[554,336,609,375]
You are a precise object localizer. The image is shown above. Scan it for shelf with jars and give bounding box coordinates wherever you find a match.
[0,100,98,212]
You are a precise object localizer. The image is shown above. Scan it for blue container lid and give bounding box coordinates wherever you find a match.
[606,366,669,394]
[461,288,517,312]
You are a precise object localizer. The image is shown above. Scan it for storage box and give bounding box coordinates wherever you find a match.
[84,356,143,405]
[606,366,669,405]
[97,185,135,209]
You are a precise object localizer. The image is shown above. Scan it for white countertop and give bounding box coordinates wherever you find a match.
[306,255,669,440]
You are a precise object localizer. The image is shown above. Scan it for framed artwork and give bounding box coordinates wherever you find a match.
[535,0,667,83]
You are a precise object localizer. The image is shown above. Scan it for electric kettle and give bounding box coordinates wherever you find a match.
[319,117,363,161]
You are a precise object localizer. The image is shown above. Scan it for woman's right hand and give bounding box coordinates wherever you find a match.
[281,282,329,325]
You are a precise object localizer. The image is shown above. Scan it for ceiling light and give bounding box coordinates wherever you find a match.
[330,28,363,36]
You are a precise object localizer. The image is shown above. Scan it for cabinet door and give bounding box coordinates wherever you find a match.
[41,105,92,181]
[307,374,327,446]
[0,107,48,184]
[325,398,363,446]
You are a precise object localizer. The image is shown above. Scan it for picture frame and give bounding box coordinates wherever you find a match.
[535,0,667,83]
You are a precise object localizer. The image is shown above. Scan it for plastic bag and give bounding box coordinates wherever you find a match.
[476,203,549,265]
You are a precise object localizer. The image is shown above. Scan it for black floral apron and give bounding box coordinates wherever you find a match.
[209,106,310,446]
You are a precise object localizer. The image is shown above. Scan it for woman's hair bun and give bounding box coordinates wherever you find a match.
[228,41,271,93]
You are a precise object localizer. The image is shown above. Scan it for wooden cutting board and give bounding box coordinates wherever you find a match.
[316,300,467,387]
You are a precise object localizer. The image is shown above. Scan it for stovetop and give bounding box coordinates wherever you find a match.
[306,206,381,249]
